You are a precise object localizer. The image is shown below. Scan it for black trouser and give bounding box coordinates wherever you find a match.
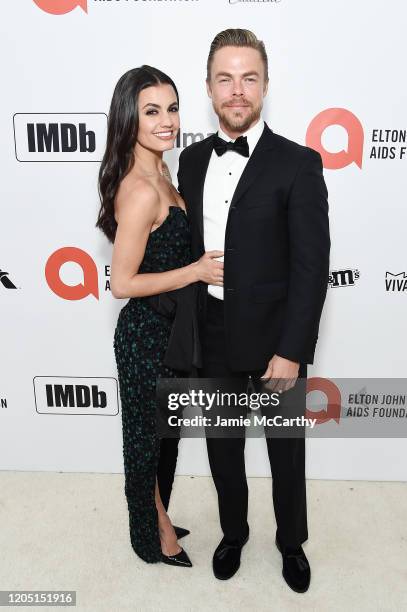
[200,293,308,549]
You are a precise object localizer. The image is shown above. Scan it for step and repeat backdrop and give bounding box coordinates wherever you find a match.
[1,0,406,480]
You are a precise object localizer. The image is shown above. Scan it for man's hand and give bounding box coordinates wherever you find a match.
[260,354,300,393]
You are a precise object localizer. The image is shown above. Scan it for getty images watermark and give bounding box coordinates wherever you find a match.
[156,378,407,439]
[166,387,316,430]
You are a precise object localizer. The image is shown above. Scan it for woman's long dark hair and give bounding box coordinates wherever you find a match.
[96,65,179,243]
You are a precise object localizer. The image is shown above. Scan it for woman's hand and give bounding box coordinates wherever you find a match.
[192,251,224,285]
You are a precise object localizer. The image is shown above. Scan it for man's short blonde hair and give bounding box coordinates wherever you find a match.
[207,28,269,82]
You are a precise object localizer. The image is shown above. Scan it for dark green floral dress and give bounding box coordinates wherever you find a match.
[113,206,192,563]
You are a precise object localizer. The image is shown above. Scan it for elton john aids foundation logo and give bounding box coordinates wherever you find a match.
[46,247,98,300]
[306,108,364,170]
[33,0,87,15]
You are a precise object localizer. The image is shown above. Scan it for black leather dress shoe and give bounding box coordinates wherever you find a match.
[173,526,190,540]
[275,533,311,593]
[213,532,249,580]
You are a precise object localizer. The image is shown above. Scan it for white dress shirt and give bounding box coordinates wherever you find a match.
[203,117,265,299]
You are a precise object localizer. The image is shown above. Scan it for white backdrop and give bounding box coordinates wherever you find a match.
[1,0,406,480]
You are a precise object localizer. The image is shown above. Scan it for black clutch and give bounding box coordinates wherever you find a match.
[145,284,202,372]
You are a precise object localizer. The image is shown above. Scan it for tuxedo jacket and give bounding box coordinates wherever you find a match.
[177,122,330,371]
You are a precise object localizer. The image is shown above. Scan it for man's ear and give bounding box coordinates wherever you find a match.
[206,79,212,99]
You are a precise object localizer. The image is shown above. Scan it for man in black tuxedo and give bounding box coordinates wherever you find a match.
[177,29,330,592]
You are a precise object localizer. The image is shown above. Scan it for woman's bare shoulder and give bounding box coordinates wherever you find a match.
[115,177,160,223]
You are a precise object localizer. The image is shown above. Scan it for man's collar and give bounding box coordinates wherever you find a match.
[217,117,265,156]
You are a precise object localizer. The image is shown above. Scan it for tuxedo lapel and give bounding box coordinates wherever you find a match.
[191,135,214,240]
[230,123,275,208]
[187,124,275,243]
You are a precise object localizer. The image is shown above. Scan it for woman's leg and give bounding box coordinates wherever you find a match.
[155,480,182,556]
[157,437,179,512]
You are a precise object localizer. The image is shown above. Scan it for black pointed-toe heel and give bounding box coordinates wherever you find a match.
[161,547,193,567]
[173,526,190,539]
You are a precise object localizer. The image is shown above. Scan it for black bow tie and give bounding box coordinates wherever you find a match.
[213,134,250,158]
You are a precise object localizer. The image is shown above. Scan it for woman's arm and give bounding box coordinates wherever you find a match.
[110,180,223,299]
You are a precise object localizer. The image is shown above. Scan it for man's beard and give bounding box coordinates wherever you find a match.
[214,101,262,134]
